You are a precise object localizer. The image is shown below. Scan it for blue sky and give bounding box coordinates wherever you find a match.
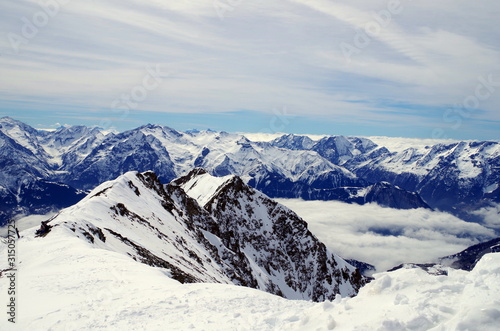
[1,0,499,140]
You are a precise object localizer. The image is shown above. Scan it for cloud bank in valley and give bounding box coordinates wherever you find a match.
[472,203,500,229]
[276,199,496,272]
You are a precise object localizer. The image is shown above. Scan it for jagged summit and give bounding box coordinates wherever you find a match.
[175,169,367,300]
[36,170,368,301]
[139,123,183,138]
[171,168,238,207]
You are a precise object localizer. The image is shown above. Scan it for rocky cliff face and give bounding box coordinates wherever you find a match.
[175,169,367,300]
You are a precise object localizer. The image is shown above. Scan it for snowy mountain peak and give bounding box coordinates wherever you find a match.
[173,169,368,300]
[0,116,33,129]
[139,123,183,137]
[271,133,316,150]
[0,116,45,156]
[171,168,236,207]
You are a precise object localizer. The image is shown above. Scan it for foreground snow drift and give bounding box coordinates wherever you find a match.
[1,224,499,330]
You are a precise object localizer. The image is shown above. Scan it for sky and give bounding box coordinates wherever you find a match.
[0,0,499,140]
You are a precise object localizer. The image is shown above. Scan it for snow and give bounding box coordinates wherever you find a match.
[182,171,364,300]
[240,133,466,153]
[2,168,362,303]
[1,222,499,330]
[2,118,500,329]
[239,132,498,186]
[0,123,39,155]
[240,132,330,143]
[132,127,342,183]
[238,132,287,142]
[181,172,235,206]
[297,255,500,330]
[34,171,235,285]
[484,183,498,194]
[241,133,473,155]
[2,118,498,225]
[365,136,462,153]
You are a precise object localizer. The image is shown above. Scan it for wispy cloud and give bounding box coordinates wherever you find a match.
[0,0,499,138]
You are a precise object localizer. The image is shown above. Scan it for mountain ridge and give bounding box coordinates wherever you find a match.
[34,169,368,300]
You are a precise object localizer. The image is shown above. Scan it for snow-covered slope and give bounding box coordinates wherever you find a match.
[39,171,233,284]
[22,169,367,301]
[365,136,462,153]
[1,222,499,330]
[0,118,363,224]
[0,126,86,225]
[57,123,361,192]
[40,125,108,168]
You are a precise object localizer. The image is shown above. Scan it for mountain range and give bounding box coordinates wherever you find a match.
[0,116,498,227]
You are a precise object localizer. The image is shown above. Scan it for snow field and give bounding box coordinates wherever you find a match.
[1,223,499,330]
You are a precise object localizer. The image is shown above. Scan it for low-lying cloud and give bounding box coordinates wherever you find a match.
[472,203,500,229]
[276,199,496,272]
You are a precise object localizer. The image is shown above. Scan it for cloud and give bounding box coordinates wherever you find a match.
[471,203,500,229]
[0,0,499,137]
[276,199,496,272]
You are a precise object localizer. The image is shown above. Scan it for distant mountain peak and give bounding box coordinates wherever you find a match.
[0,116,22,124]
